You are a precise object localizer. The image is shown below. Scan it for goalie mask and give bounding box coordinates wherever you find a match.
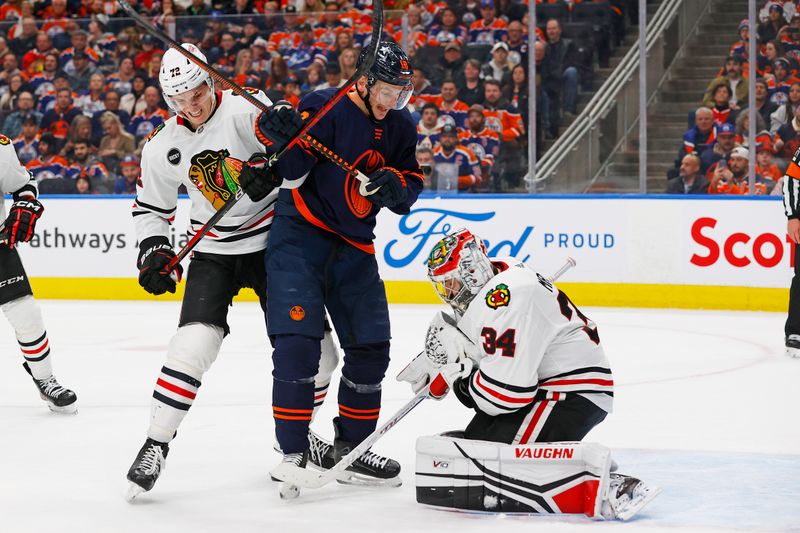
[427,229,495,316]
[159,43,215,120]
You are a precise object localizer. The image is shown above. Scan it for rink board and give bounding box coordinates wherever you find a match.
[13,194,790,311]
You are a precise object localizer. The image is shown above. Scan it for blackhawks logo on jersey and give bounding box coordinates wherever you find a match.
[0,134,10,145]
[485,283,510,309]
[188,149,243,210]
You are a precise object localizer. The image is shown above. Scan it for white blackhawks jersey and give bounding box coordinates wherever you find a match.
[0,134,38,222]
[134,89,277,255]
[456,258,614,416]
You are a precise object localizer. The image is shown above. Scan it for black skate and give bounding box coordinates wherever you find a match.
[600,473,661,520]
[23,362,77,414]
[786,335,800,358]
[126,438,170,502]
[332,418,401,487]
[276,450,309,500]
[307,431,336,470]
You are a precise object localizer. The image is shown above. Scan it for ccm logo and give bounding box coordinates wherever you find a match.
[690,217,794,268]
[515,447,574,459]
[0,275,24,287]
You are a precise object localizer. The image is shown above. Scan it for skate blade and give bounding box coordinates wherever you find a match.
[46,402,77,414]
[336,472,402,488]
[616,485,662,521]
[125,482,146,503]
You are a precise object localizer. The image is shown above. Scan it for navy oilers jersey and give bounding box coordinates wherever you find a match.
[275,87,424,253]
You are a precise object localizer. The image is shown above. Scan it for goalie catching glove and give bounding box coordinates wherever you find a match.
[3,199,44,247]
[137,236,183,295]
[239,153,283,202]
[397,310,478,398]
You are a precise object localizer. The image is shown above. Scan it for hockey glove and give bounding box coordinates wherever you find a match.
[363,167,408,209]
[239,153,283,202]
[429,359,474,400]
[137,236,183,295]
[255,100,304,152]
[3,199,44,247]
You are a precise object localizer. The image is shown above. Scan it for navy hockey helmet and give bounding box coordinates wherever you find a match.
[357,40,413,111]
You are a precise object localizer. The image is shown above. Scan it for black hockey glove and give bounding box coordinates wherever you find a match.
[364,167,408,209]
[3,198,44,247]
[239,153,283,202]
[137,236,183,296]
[255,100,304,152]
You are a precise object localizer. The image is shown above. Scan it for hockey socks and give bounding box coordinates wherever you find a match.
[273,378,315,453]
[336,376,382,443]
[149,365,202,442]
[2,295,53,379]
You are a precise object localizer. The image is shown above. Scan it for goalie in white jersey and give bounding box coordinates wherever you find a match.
[126,43,340,500]
[399,228,660,520]
[0,135,76,413]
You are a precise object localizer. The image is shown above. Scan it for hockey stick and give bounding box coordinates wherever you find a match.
[116,0,384,271]
[270,257,579,490]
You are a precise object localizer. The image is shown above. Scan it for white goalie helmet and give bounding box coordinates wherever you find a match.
[159,43,214,112]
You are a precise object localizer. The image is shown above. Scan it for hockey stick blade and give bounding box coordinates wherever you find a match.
[270,387,429,489]
[116,0,385,272]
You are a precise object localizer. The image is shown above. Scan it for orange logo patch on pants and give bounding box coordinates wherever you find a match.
[289,306,305,321]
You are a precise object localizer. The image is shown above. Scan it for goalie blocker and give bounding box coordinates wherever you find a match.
[415,436,661,521]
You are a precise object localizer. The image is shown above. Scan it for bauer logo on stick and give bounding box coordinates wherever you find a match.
[485,283,510,309]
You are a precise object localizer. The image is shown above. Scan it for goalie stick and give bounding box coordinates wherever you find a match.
[116,0,385,271]
[269,257,578,490]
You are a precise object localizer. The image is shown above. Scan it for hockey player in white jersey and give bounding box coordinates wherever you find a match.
[0,134,77,413]
[125,43,339,500]
[398,228,660,520]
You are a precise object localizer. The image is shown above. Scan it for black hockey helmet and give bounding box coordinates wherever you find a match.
[356,40,413,114]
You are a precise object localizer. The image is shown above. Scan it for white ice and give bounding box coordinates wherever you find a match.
[1,301,798,533]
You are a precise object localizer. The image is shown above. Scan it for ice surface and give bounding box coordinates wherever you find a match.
[0,301,798,533]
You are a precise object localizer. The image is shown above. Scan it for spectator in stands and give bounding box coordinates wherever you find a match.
[734,111,766,149]
[68,50,98,92]
[120,74,148,116]
[700,122,737,176]
[61,31,101,75]
[458,58,484,106]
[704,55,747,109]
[9,17,37,58]
[427,7,467,48]
[534,39,558,139]
[317,62,343,90]
[26,132,76,182]
[753,78,779,126]
[127,86,169,142]
[419,80,470,129]
[468,0,508,47]
[417,102,443,149]
[70,139,111,192]
[411,67,436,103]
[775,99,800,159]
[415,146,437,191]
[428,42,465,88]
[0,52,21,89]
[1,90,40,139]
[545,18,579,118]
[75,72,107,117]
[301,62,324,94]
[708,146,768,195]
[338,47,358,80]
[433,124,481,191]
[755,132,782,184]
[135,34,164,70]
[707,82,737,126]
[665,153,709,194]
[460,103,500,183]
[770,81,800,132]
[481,42,513,84]
[680,106,716,158]
[107,57,137,96]
[505,20,528,68]
[91,89,130,147]
[767,58,799,105]
[187,0,211,16]
[60,114,93,159]
[41,88,81,149]
[0,73,24,118]
[760,40,782,77]
[74,172,94,195]
[759,3,786,43]
[12,116,40,165]
[98,111,136,173]
[21,31,54,75]
[284,23,327,71]
[482,78,524,142]
[503,63,529,128]
[232,48,260,88]
[114,154,140,194]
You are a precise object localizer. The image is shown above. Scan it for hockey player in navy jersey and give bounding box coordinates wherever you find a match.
[398,228,660,520]
[240,41,424,489]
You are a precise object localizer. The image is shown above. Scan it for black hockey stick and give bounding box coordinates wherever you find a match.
[116,0,384,271]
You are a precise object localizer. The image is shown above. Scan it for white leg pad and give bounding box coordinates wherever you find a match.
[312,330,340,418]
[2,295,52,379]
[415,435,612,518]
[148,323,224,442]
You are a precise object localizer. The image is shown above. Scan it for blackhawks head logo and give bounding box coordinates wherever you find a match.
[188,149,243,210]
[485,283,510,309]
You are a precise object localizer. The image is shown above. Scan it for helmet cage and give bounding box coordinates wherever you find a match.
[427,230,494,315]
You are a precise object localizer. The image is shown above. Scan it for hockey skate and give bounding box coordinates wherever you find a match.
[276,451,309,500]
[330,418,402,487]
[23,362,77,414]
[126,438,169,502]
[786,335,800,358]
[601,473,661,521]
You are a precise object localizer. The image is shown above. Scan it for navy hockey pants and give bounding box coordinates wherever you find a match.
[266,213,391,453]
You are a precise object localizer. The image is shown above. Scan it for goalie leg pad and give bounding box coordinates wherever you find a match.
[148,323,223,443]
[415,435,612,518]
[2,295,52,379]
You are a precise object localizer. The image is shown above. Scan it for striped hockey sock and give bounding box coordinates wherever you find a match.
[312,379,330,418]
[19,330,52,380]
[148,365,202,443]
